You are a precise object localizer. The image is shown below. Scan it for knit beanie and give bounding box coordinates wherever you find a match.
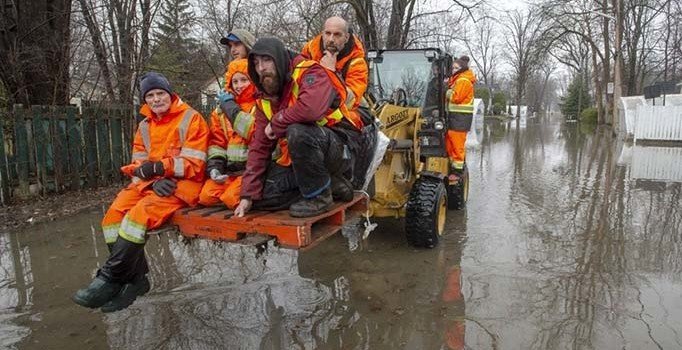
[139,72,172,100]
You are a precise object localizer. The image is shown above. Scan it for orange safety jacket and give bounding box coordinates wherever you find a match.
[208,59,257,163]
[446,69,476,114]
[301,34,369,110]
[207,104,255,163]
[120,95,209,206]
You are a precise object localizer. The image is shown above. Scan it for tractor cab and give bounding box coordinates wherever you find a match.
[366,48,468,248]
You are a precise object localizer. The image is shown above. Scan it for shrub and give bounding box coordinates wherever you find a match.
[580,107,598,124]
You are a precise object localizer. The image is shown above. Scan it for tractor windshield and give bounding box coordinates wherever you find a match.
[369,51,434,108]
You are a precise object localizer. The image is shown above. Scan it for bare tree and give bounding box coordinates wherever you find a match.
[0,0,72,105]
[462,16,498,114]
[75,0,160,104]
[502,8,548,118]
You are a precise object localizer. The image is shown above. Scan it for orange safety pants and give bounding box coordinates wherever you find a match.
[101,186,186,244]
[445,130,467,169]
[197,176,242,209]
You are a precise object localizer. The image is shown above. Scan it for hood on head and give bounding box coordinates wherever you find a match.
[247,37,291,95]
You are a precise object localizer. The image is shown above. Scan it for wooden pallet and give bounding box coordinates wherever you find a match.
[170,194,367,249]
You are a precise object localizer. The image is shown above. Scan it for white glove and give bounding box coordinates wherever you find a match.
[210,168,229,183]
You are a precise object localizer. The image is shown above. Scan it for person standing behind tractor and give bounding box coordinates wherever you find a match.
[199,59,257,208]
[72,72,208,312]
[234,37,363,218]
[445,55,477,175]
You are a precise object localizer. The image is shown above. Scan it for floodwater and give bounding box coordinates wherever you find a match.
[1,116,681,350]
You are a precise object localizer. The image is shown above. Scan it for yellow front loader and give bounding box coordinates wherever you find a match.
[365,49,469,248]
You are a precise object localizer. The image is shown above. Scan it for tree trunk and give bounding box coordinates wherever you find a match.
[386,0,407,48]
[77,0,117,99]
[0,0,72,105]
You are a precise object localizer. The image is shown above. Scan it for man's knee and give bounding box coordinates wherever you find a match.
[287,123,321,151]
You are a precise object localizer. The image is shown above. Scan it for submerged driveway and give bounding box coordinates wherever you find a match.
[1,116,681,349]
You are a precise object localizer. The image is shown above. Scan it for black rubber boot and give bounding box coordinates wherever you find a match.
[98,236,148,284]
[72,276,122,308]
[100,274,151,313]
[106,243,114,253]
[289,187,333,218]
[331,175,354,202]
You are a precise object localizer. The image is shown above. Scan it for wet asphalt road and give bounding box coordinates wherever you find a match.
[1,116,681,350]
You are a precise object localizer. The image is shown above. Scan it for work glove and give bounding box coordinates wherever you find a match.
[152,178,177,197]
[217,91,241,123]
[209,169,228,183]
[206,158,225,174]
[216,90,234,104]
[225,161,246,174]
[207,158,228,183]
[133,161,164,180]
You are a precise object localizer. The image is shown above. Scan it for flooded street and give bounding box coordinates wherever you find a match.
[1,116,681,349]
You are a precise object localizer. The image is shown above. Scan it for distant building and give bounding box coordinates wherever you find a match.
[200,78,222,106]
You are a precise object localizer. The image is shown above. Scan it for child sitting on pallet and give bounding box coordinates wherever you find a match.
[198,59,257,208]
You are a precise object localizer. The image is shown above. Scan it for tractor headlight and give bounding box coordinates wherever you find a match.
[367,51,378,59]
[434,121,444,130]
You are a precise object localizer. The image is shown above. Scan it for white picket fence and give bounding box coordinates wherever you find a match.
[630,146,682,182]
[633,105,682,142]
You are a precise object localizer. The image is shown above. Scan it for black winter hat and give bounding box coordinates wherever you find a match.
[139,72,172,100]
[248,37,292,96]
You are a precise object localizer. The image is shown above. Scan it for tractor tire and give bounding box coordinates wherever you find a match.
[447,166,469,210]
[405,177,448,248]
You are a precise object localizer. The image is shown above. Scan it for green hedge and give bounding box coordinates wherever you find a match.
[580,107,598,124]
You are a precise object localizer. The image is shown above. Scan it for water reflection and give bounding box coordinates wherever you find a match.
[463,119,682,349]
[0,117,681,349]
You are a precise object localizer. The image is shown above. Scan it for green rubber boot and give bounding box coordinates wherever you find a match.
[100,274,151,313]
[72,277,122,309]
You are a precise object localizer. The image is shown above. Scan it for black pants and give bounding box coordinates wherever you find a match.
[287,123,351,198]
[97,236,148,284]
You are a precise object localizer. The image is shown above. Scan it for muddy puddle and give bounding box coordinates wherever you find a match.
[1,116,681,349]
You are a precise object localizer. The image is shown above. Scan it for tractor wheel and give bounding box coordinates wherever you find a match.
[405,177,448,248]
[447,165,469,210]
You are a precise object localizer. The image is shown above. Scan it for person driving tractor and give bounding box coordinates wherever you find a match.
[445,55,476,175]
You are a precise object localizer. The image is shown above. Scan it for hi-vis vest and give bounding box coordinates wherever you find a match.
[288,60,362,129]
[256,60,363,166]
[215,106,255,163]
[446,76,475,115]
[133,108,205,181]
[258,100,292,167]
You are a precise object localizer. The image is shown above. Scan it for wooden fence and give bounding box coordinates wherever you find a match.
[0,103,217,205]
[0,104,137,205]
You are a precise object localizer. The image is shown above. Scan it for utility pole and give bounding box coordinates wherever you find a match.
[612,0,623,133]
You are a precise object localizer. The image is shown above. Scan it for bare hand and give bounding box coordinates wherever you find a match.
[320,51,337,71]
[265,123,276,140]
[234,198,253,217]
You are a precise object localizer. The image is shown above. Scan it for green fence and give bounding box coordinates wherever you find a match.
[0,104,137,204]
[0,103,217,205]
